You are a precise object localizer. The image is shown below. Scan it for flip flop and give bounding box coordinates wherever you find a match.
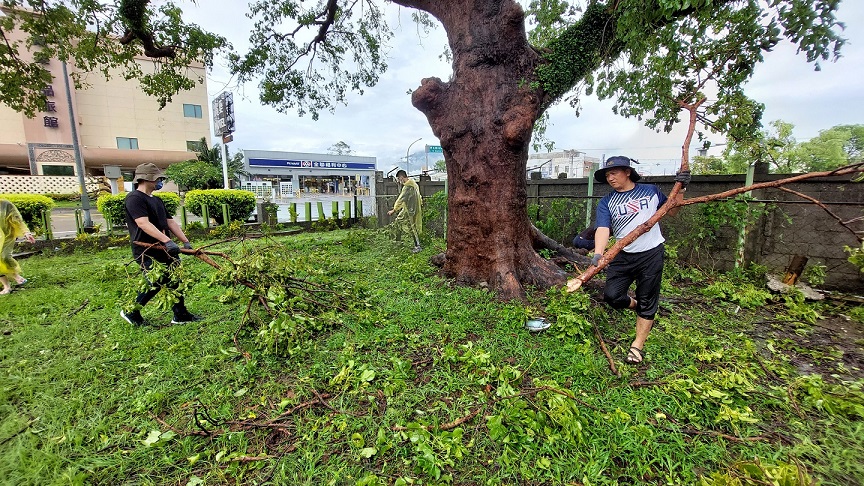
[625,346,644,364]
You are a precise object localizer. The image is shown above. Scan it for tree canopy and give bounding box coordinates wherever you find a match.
[164,137,246,190]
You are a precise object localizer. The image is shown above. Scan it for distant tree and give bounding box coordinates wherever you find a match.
[327,141,353,155]
[690,155,746,175]
[720,120,804,174]
[164,161,221,191]
[433,159,446,173]
[166,137,247,190]
[798,124,864,172]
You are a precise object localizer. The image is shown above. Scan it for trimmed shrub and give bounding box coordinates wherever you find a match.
[96,193,125,226]
[156,192,181,216]
[0,194,55,232]
[184,189,255,224]
[44,193,81,202]
[96,191,182,227]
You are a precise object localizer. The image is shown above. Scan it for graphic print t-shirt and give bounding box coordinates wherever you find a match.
[596,184,667,253]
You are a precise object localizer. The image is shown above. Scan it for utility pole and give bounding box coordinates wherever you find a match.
[62,61,92,228]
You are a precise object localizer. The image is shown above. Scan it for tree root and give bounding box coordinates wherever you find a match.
[529,224,592,268]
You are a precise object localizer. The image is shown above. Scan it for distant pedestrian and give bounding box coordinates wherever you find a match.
[387,170,423,253]
[121,163,201,326]
[0,199,36,295]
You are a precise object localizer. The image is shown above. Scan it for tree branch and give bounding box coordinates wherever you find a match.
[778,187,864,243]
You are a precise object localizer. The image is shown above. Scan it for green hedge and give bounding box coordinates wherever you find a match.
[184,189,256,224]
[0,194,55,232]
[96,192,181,227]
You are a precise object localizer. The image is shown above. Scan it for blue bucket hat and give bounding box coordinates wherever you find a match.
[594,156,641,183]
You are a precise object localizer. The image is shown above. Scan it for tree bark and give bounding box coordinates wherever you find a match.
[405,0,568,300]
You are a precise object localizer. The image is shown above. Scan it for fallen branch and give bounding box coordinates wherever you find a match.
[148,413,209,437]
[592,321,620,377]
[392,407,481,432]
[67,299,89,317]
[778,187,864,243]
[0,418,38,446]
[661,424,770,443]
[567,97,864,292]
[628,380,666,388]
[269,393,333,422]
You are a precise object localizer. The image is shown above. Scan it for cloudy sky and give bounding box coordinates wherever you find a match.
[183,1,863,176]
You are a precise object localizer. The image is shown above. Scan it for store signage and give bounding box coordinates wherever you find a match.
[249,158,376,170]
[213,92,235,136]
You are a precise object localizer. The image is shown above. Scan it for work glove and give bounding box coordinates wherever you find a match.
[165,240,181,257]
[183,241,193,250]
[591,253,602,267]
[674,170,691,188]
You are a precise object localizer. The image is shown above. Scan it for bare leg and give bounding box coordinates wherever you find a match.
[627,297,652,362]
[0,276,10,294]
[631,316,654,352]
[13,274,25,284]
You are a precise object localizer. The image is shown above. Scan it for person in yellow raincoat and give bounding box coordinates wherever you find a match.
[0,199,36,294]
[387,170,423,253]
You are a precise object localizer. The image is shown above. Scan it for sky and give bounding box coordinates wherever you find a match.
[183,1,864,176]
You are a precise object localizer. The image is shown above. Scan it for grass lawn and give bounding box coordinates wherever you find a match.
[1,228,862,485]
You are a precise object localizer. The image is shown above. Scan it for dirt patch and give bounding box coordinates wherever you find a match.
[750,311,864,382]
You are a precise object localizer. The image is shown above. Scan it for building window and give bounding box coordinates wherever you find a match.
[183,104,203,118]
[186,140,204,152]
[42,165,75,176]
[117,137,139,150]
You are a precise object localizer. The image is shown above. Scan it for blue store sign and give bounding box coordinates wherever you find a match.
[249,158,376,170]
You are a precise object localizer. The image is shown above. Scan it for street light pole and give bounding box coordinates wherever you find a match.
[406,137,422,174]
[62,60,92,228]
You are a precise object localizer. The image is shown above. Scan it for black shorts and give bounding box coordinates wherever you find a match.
[603,244,664,320]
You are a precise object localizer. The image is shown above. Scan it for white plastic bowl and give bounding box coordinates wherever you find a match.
[525,317,551,333]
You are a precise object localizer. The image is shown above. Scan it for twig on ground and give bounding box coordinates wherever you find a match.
[787,386,806,419]
[629,380,666,388]
[0,418,38,446]
[270,393,333,422]
[592,321,620,377]
[392,407,482,432]
[753,354,780,382]
[67,299,89,317]
[149,412,209,437]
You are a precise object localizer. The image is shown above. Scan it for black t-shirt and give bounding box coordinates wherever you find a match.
[125,190,171,259]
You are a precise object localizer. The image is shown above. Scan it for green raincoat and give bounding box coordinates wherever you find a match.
[0,200,30,276]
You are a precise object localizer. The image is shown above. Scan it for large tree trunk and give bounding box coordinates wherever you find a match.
[408,0,563,300]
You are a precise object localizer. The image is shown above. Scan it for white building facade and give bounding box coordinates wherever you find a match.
[528,150,600,179]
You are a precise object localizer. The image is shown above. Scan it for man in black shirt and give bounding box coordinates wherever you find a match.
[121,163,201,326]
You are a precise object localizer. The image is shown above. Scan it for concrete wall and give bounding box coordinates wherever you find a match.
[377,174,864,291]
